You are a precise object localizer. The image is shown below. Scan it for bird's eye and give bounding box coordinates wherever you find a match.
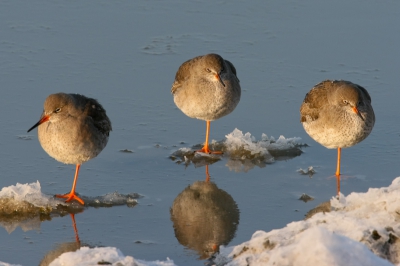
[343,100,349,105]
[206,68,211,73]
[55,108,61,113]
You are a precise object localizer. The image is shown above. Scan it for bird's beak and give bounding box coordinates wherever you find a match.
[27,114,50,132]
[352,106,364,121]
[216,73,226,87]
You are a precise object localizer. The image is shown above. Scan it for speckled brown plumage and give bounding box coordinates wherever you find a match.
[171,53,241,153]
[172,54,240,121]
[28,93,111,204]
[300,80,375,194]
[300,80,374,149]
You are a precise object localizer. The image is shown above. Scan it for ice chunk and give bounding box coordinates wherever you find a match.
[214,177,400,265]
[48,247,176,266]
[169,129,305,171]
[224,129,304,172]
[297,166,316,177]
[224,128,304,159]
[0,181,60,209]
[225,129,270,157]
[0,182,62,233]
[0,182,140,233]
[0,181,62,230]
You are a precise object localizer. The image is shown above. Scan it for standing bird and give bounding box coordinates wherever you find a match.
[28,93,112,205]
[171,54,241,154]
[300,80,375,194]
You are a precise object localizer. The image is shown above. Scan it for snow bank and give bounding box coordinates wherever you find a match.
[214,178,400,265]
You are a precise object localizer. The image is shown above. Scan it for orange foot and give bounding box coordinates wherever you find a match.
[56,193,85,205]
[196,147,223,154]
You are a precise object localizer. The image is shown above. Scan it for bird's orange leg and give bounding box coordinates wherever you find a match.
[336,147,341,196]
[56,164,85,205]
[205,165,210,182]
[70,213,81,244]
[197,121,223,154]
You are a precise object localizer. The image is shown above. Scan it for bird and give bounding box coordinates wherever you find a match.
[300,80,375,194]
[171,53,241,154]
[27,93,112,205]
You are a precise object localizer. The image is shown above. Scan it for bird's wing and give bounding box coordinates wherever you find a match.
[300,81,330,122]
[224,60,239,82]
[83,97,112,135]
[171,56,203,94]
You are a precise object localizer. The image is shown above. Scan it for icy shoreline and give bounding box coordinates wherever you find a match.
[1,177,400,265]
[214,177,400,266]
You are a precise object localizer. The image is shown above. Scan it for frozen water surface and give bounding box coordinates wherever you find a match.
[1,0,400,265]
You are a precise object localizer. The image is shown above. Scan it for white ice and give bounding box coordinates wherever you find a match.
[224,128,303,172]
[224,128,302,156]
[47,247,176,266]
[214,177,400,266]
[0,181,60,208]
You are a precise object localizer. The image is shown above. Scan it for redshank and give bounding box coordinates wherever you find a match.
[171,53,241,154]
[300,80,375,194]
[28,93,112,205]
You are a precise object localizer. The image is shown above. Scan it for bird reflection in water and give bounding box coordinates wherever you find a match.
[39,212,82,266]
[170,165,239,259]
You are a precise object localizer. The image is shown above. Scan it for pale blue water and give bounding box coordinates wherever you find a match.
[0,0,400,265]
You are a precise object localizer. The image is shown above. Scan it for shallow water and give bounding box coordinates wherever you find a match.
[1,0,400,265]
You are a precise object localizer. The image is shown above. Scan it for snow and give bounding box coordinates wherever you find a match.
[214,177,400,266]
[48,247,176,266]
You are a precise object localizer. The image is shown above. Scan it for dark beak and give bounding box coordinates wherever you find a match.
[27,115,50,132]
